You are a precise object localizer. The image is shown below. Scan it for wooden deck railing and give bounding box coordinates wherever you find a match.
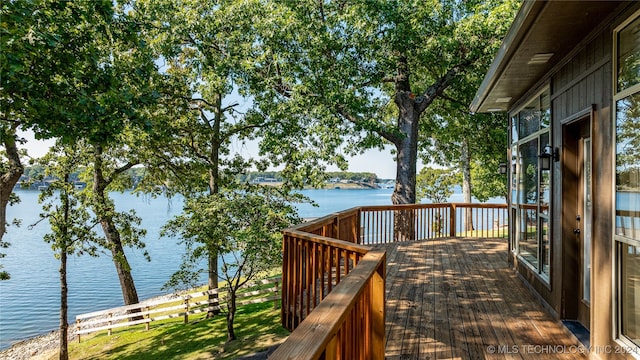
[273,202,507,360]
[359,203,508,244]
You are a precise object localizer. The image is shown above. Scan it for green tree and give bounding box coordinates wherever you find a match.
[31,144,102,360]
[162,186,301,341]
[0,0,37,278]
[0,127,24,280]
[416,166,458,236]
[3,0,163,304]
[416,167,459,203]
[421,104,508,230]
[248,0,517,205]
[133,0,249,315]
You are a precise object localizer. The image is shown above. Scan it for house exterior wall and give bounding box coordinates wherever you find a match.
[507,3,640,358]
[552,28,615,358]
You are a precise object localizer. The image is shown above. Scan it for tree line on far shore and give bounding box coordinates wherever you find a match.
[15,167,381,188]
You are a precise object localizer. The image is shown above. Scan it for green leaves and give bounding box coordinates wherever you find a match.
[3,0,162,145]
[161,185,303,291]
[416,167,459,203]
[32,144,103,258]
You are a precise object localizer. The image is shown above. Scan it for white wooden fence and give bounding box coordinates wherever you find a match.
[74,277,281,342]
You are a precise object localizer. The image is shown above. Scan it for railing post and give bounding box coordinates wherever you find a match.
[274,280,279,310]
[371,265,385,359]
[450,204,457,237]
[357,209,362,244]
[107,312,112,336]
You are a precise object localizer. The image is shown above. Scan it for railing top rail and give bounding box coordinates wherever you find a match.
[616,209,640,216]
[270,249,386,359]
[285,207,361,233]
[283,229,371,255]
[358,203,508,211]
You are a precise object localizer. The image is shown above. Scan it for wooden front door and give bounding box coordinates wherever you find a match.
[562,116,591,330]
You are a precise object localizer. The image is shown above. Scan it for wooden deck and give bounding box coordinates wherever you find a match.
[382,237,586,359]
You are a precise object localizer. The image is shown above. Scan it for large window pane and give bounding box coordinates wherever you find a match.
[518,139,539,267]
[518,105,540,139]
[541,217,549,277]
[617,16,640,93]
[540,91,551,129]
[621,244,640,347]
[616,93,640,241]
[511,147,518,202]
[519,139,539,205]
[540,132,550,215]
[519,206,538,268]
[511,88,551,276]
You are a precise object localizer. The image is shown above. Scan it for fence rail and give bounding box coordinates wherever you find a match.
[74,277,280,341]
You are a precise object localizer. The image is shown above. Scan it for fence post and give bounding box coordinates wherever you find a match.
[76,321,81,343]
[449,204,457,237]
[144,306,150,331]
[107,313,113,336]
[274,280,279,310]
[184,296,189,324]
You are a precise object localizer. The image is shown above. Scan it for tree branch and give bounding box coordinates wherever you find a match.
[415,60,471,114]
[106,162,136,185]
[334,104,401,145]
[438,93,470,110]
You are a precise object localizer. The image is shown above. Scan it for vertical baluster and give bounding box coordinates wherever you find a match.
[312,242,317,309]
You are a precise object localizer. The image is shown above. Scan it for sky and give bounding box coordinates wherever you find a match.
[17,130,400,179]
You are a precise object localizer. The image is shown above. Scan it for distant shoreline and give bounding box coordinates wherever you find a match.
[253,182,387,190]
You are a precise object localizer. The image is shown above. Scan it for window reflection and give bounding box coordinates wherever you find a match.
[616,93,640,241]
[541,217,549,276]
[617,16,640,92]
[615,13,640,349]
[519,139,538,206]
[621,245,640,346]
[510,88,551,277]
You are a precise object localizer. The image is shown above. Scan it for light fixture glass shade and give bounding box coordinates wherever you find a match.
[539,144,553,171]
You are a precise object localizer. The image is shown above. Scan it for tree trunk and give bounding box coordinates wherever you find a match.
[391,97,419,241]
[226,290,237,342]
[389,54,419,241]
[388,56,466,240]
[59,247,68,360]
[92,144,139,305]
[207,250,219,317]
[59,174,69,360]
[0,127,24,243]
[206,92,222,318]
[460,140,474,231]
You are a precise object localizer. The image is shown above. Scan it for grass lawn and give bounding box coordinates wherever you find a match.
[53,301,288,359]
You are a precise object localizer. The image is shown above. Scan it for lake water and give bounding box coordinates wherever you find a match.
[0,188,396,349]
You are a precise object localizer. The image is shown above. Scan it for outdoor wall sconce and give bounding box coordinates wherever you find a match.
[499,163,508,175]
[539,144,559,171]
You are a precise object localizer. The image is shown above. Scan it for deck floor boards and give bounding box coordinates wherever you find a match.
[380,237,586,360]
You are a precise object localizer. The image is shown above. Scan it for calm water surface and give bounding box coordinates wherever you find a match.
[0,188,393,348]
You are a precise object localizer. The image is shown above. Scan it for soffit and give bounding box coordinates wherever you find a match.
[471,1,624,113]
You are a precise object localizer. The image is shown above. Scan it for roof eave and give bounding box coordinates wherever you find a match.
[470,1,545,114]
